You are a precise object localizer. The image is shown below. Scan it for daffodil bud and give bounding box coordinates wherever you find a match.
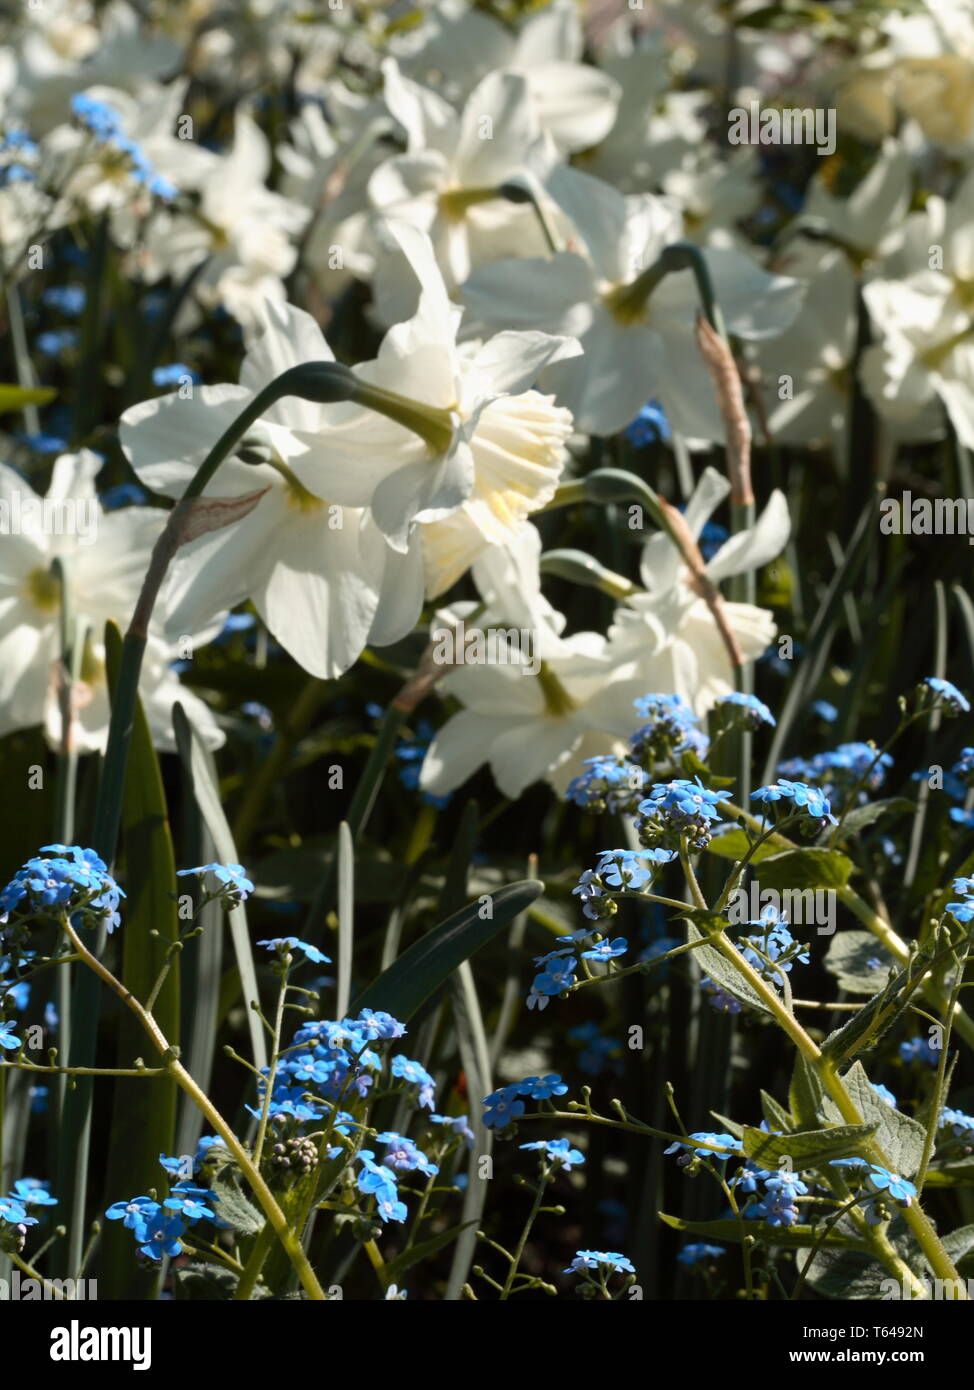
[539,548,635,599]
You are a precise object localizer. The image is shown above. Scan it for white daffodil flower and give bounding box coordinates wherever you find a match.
[144,112,309,329]
[462,166,802,439]
[12,0,180,133]
[860,272,974,447]
[418,536,648,800]
[607,469,790,716]
[0,450,222,753]
[287,221,579,596]
[392,0,620,155]
[791,139,912,267]
[856,165,974,444]
[120,298,409,679]
[368,61,557,322]
[277,96,388,303]
[661,149,762,250]
[751,246,859,455]
[578,26,708,192]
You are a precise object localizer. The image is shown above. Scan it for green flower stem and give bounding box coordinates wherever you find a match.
[58,917,326,1301]
[915,945,967,1194]
[52,561,87,1132]
[234,1222,276,1302]
[499,1168,551,1300]
[606,242,725,336]
[517,1106,738,1157]
[723,799,974,1050]
[675,847,965,1296]
[363,1237,387,1289]
[1,1062,166,1076]
[496,181,561,255]
[826,710,927,847]
[252,969,289,1171]
[7,1249,71,1299]
[5,284,42,434]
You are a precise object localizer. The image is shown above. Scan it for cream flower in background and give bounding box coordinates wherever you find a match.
[607,469,790,716]
[392,0,620,156]
[368,61,558,322]
[0,450,222,753]
[144,111,309,329]
[462,166,802,439]
[419,537,648,801]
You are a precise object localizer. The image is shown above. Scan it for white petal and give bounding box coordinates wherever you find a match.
[419,709,513,795]
[463,252,596,334]
[526,63,620,155]
[707,489,791,584]
[545,164,628,279]
[240,299,334,433]
[46,448,104,502]
[256,509,380,678]
[453,70,539,188]
[705,248,804,340]
[365,524,426,647]
[489,715,581,797]
[372,444,475,552]
[468,330,581,396]
[119,385,260,497]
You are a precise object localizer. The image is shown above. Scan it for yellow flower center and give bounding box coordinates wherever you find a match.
[22,566,62,614]
[437,185,500,223]
[537,662,577,717]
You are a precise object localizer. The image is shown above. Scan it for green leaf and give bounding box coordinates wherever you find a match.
[806,1246,894,1299]
[709,1112,745,1140]
[820,925,945,1066]
[760,1090,796,1134]
[704,827,780,863]
[437,801,495,1301]
[659,1212,863,1250]
[0,383,56,412]
[756,847,853,892]
[944,1224,974,1264]
[743,1122,877,1171]
[824,930,897,995]
[790,1053,827,1128]
[808,1217,922,1299]
[822,1062,927,1177]
[350,879,544,1021]
[172,703,267,1073]
[679,747,735,787]
[836,798,914,839]
[210,1169,265,1237]
[99,626,179,1298]
[172,1262,254,1300]
[925,1158,974,1187]
[384,1221,477,1286]
[683,914,772,1016]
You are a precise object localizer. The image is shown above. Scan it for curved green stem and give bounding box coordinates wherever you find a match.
[59,917,326,1301]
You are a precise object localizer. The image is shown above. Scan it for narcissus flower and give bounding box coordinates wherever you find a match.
[287,220,580,597]
[463,166,802,438]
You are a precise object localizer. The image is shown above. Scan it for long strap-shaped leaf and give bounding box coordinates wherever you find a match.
[336,821,354,1018]
[172,703,267,1073]
[98,625,180,1296]
[350,879,544,1021]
